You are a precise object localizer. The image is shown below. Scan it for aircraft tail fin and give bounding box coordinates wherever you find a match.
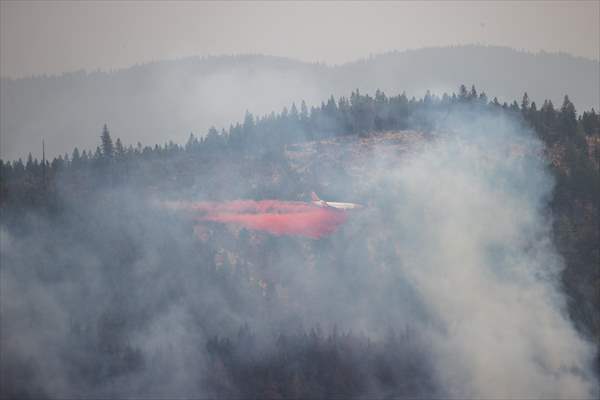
[310,191,321,202]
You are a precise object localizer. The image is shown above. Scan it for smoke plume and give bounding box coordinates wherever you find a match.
[0,104,597,399]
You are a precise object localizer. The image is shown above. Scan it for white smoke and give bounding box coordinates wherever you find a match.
[0,106,597,399]
[354,110,598,398]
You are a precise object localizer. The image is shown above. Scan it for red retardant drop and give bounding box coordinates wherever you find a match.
[163,200,349,239]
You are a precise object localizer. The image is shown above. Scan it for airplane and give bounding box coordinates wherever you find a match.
[310,192,363,210]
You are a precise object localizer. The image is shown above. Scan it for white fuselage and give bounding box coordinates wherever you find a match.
[313,200,363,210]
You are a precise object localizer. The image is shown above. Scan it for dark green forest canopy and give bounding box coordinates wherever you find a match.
[1,85,598,186]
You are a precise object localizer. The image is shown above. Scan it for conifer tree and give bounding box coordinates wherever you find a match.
[115,138,125,159]
[290,103,299,120]
[26,153,34,172]
[186,133,197,151]
[101,124,114,159]
[300,100,309,121]
[581,109,599,135]
[458,84,468,101]
[521,92,530,112]
[469,85,478,100]
[559,95,577,136]
[300,100,311,137]
[71,147,81,168]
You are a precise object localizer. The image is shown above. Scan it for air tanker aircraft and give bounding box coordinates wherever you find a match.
[161,192,363,238]
[310,192,363,210]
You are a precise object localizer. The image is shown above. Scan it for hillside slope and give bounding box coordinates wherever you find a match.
[2,45,598,161]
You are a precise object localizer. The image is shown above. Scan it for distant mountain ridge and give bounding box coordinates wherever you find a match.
[1,45,598,161]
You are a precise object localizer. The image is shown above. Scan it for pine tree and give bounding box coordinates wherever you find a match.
[528,101,539,129]
[186,133,197,151]
[51,155,64,171]
[205,127,220,148]
[26,153,34,175]
[458,84,468,101]
[242,111,255,148]
[300,100,311,137]
[71,147,81,168]
[520,92,531,122]
[115,138,125,160]
[541,100,555,120]
[469,85,477,100]
[559,95,577,136]
[325,96,337,116]
[243,111,255,131]
[101,124,114,159]
[521,92,530,112]
[0,160,11,184]
[423,90,432,105]
[290,103,299,120]
[581,109,599,135]
[300,100,309,122]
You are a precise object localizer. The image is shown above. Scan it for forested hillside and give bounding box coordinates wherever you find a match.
[2,45,598,161]
[1,86,599,399]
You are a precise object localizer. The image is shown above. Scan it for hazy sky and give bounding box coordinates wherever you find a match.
[1,1,599,78]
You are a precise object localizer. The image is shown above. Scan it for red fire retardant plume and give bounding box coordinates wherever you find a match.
[163,200,348,239]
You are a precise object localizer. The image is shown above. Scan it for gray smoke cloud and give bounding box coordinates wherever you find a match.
[357,111,597,398]
[0,105,597,399]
